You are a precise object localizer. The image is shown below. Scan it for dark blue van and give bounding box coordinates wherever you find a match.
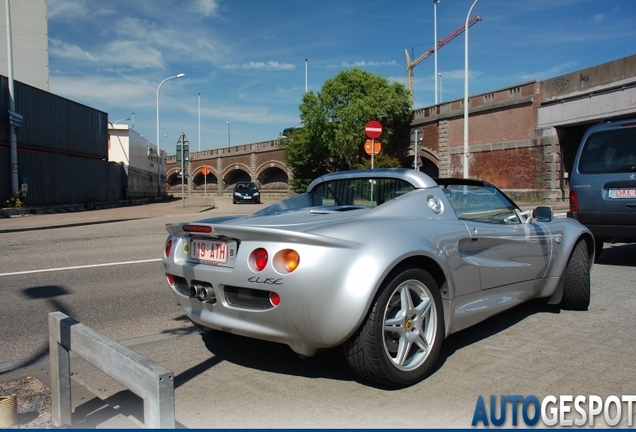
[568,118,636,260]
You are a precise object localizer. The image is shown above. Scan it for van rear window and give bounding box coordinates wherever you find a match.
[579,128,636,174]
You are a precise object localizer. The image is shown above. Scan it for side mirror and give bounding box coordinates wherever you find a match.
[533,206,553,222]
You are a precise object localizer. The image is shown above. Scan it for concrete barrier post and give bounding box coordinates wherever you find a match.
[48,312,72,426]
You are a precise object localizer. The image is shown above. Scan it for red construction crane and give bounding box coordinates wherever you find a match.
[405,14,482,105]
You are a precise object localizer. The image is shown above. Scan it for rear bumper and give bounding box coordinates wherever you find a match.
[568,211,636,242]
[234,196,260,203]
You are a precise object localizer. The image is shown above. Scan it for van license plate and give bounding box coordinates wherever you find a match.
[609,188,636,198]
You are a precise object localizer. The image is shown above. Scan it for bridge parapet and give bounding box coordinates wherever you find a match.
[166,139,281,163]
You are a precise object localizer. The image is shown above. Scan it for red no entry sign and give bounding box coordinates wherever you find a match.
[365,120,382,139]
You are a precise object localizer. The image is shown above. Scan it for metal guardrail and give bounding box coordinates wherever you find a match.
[48,312,175,428]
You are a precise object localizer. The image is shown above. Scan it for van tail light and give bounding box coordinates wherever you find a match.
[569,190,579,212]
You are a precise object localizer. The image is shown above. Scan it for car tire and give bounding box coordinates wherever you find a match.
[343,267,444,388]
[561,239,591,310]
[593,237,603,262]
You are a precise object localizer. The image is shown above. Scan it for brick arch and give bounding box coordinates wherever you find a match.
[191,164,218,178]
[222,163,251,179]
[166,167,188,189]
[255,160,289,178]
[255,160,289,191]
[191,165,219,190]
[166,167,184,183]
[166,167,182,178]
[222,164,252,191]
[419,148,440,165]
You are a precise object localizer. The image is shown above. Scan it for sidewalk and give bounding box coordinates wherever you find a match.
[0,196,219,234]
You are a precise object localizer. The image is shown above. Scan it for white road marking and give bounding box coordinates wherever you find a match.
[0,258,161,277]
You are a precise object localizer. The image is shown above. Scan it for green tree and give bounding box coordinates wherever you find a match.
[281,68,412,192]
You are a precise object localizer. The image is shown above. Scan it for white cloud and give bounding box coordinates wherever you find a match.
[223,61,295,70]
[49,38,96,61]
[49,36,164,70]
[49,75,153,109]
[329,60,398,68]
[327,60,397,68]
[593,13,604,23]
[196,0,220,17]
[111,17,226,65]
[520,61,578,80]
[47,0,90,20]
[100,41,164,69]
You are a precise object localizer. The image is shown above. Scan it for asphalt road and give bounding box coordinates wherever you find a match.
[0,197,271,371]
[0,217,178,370]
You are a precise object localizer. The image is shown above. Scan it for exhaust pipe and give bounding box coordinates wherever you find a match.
[190,284,216,303]
[200,286,217,303]
[190,284,203,299]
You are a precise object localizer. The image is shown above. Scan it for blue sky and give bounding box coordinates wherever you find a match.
[47,0,636,154]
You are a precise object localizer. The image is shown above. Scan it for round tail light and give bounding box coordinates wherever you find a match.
[274,249,300,273]
[269,292,281,306]
[250,248,268,271]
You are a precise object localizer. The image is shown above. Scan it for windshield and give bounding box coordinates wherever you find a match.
[438,180,519,224]
[235,182,258,190]
[310,177,415,206]
[254,176,416,216]
[579,127,636,174]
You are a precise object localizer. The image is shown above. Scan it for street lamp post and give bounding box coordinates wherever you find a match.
[6,0,18,197]
[156,73,185,197]
[113,117,130,125]
[227,121,230,148]
[464,0,478,179]
[198,92,201,152]
[434,0,440,104]
[304,59,309,93]
[438,73,443,102]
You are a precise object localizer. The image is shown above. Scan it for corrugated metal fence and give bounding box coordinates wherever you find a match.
[0,76,128,206]
[0,147,126,206]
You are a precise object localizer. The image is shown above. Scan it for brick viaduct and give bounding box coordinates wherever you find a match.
[167,54,636,202]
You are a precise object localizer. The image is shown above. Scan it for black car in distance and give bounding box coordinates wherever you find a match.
[233,182,261,204]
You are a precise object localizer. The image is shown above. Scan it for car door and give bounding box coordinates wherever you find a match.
[459,219,552,290]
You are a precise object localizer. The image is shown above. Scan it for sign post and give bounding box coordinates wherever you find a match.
[365,121,383,169]
[410,128,423,170]
[176,133,190,208]
[201,166,211,199]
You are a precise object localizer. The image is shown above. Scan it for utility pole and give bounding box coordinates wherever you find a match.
[5,0,19,197]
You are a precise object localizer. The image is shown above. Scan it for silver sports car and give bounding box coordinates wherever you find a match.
[162,169,592,387]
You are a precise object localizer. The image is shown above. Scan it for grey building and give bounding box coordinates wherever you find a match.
[0,0,49,91]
